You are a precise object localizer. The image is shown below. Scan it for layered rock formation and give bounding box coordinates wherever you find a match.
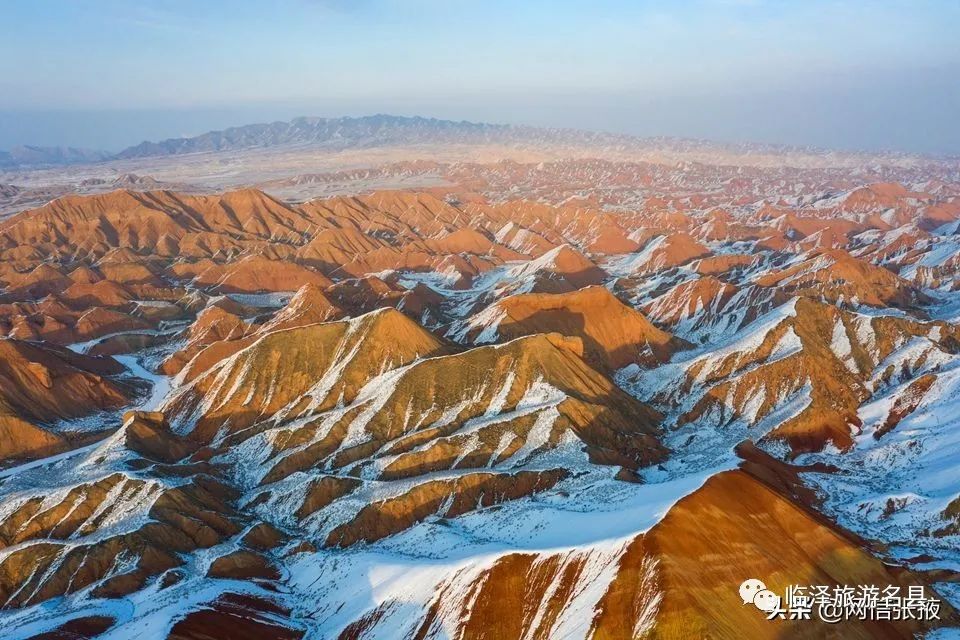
[0,160,959,638]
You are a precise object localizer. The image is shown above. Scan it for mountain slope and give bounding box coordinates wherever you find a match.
[116,115,526,159]
[0,340,137,461]
[452,285,685,369]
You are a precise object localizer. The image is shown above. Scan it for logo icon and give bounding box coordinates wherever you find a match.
[740,578,783,614]
[752,589,782,613]
[739,578,767,605]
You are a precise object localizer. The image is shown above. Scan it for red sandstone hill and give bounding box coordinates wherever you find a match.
[161,278,442,380]
[1,173,959,638]
[0,340,136,461]
[256,282,344,333]
[165,308,454,442]
[756,248,931,309]
[0,296,154,345]
[159,304,252,376]
[331,445,951,638]
[457,285,686,369]
[324,274,443,321]
[164,303,667,479]
[498,244,608,296]
[0,188,642,292]
[633,296,960,453]
[190,255,332,294]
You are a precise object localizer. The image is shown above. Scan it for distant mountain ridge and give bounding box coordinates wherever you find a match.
[107,114,960,163]
[3,114,948,170]
[2,115,613,167]
[0,145,110,168]
[113,114,624,159]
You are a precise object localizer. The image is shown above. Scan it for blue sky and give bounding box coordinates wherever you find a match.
[1,0,958,153]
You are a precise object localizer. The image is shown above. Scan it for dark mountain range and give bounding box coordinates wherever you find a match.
[3,115,951,170]
[113,114,648,159]
[0,115,635,166]
[0,145,111,168]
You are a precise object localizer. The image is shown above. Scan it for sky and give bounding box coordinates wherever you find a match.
[1,0,958,154]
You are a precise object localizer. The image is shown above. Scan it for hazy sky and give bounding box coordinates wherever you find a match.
[1,0,958,153]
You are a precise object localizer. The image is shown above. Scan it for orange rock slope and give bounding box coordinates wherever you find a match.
[0,168,958,639]
[457,285,687,369]
[0,340,136,461]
